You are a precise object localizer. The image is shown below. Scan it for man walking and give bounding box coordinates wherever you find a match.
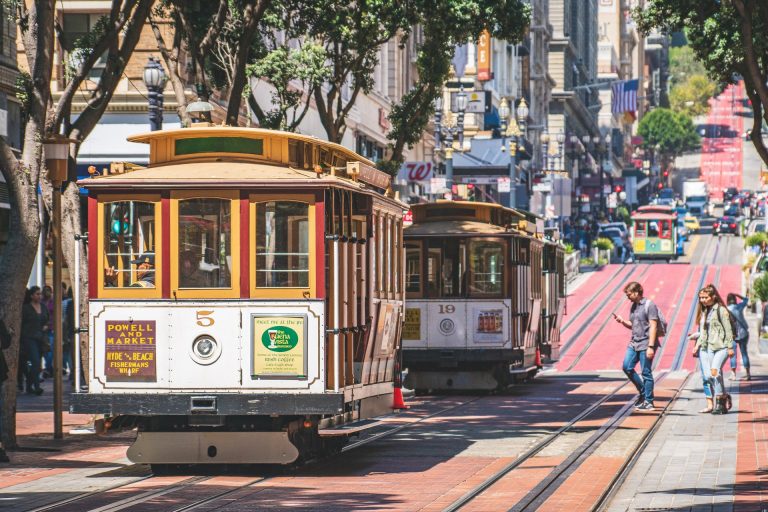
[612,281,659,410]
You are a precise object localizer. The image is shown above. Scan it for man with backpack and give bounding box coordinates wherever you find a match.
[613,281,665,411]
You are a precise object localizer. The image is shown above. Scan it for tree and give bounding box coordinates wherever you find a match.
[0,0,152,448]
[669,74,717,117]
[149,0,271,126]
[385,0,531,170]
[668,45,709,87]
[634,1,768,169]
[637,108,700,175]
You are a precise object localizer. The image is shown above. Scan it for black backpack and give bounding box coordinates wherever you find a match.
[717,306,739,338]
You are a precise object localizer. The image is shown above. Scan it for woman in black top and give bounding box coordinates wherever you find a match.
[20,286,49,395]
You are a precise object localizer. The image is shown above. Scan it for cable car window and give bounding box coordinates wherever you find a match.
[255,201,310,287]
[103,201,157,288]
[178,198,232,288]
[426,248,440,297]
[469,240,505,297]
[634,220,646,238]
[405,242,422,296]
[648,221,660,238]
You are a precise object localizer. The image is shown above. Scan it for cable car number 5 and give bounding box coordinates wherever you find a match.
[196,310,215,327]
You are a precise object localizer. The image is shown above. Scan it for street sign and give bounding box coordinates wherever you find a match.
[431,177,447,192]
[498,177,511,193]
[450,91,492,113]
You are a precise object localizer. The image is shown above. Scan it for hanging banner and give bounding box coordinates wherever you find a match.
[104,320,157,382]
[252,315,307,378]
[477,30,492,81]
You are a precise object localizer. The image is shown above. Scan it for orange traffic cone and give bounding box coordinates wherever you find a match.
[392,387,408,410]
[535,347,542,368]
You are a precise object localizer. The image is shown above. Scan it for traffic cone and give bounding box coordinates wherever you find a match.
[392,386,408,410]
[535,347,542,368]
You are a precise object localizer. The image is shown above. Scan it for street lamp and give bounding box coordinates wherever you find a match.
[584,133,612,219]
[499,98,523,208]
[433,90,469,200]
[43,135,75,440]
[142,57,167,131]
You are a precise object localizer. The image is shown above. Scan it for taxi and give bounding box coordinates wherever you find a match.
[684,214,700,233]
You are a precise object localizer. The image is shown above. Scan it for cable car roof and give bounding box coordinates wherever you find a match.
[78,161,368,191]
[405,219,510,236]
[631,212,676,220]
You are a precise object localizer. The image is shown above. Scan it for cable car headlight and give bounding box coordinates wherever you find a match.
[190,335,221,365]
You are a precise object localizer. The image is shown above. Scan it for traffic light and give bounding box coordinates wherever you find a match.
[467,183,476,201]
[663,170,669,178]
[614,185,623,193]
[657,183,663,190]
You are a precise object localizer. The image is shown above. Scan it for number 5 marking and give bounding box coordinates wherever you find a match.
[196,310,215,327]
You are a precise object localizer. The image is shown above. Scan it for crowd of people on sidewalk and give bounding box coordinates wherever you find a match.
[616,281,752,415]
[0,282,76,462]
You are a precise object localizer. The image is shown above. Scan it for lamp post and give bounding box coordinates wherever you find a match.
[43,135,74,440]
[433,91,468,200]
[583,133,612,220]
[143,57,167,131]
[516,99,529,208]
[499,98,523,208]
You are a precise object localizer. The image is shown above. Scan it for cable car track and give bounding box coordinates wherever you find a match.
[559,265,652,360]
[561,265,635,332]
[441,371,685,512]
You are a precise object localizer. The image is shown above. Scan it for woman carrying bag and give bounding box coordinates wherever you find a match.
[689,284,734,415]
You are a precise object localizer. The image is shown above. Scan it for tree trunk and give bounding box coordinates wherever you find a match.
[60,183,89,380]
[0,162,43,449]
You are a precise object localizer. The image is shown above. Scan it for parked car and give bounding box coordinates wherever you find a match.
[598,221,630,240]
[684,214,701,233]
[713,216,739,236]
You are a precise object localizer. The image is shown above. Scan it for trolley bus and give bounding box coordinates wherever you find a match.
[401,202,565,391]
[71,126,406,467]
[631,205,679,261]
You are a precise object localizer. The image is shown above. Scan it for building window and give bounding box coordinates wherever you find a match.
[61,13,109,83]
[355,135,384,162]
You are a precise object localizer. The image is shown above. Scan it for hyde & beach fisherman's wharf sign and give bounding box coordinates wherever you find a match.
[252,316,306,378]
[104,320,157,381]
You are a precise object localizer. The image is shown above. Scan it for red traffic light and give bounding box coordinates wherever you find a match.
[467,183,474,189]
[663,170,669,177]
[614,186,623,193]
[657,183,663,189]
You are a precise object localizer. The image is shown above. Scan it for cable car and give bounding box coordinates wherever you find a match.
[71,126,406,467]
[631,206,678,261]
[401,201,564,390]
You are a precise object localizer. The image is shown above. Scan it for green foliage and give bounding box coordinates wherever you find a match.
[247,43,330,131]
[669,46,709,86]
[745,232,768,248]
[563,242,575,254]
[386,0,530,162]
[14,71,32,120]
[637,108,700,157]
[670,74,717,117]
[579,257,595,266]
[752,272,768,303]
[616,206,631,225]
[633,1,768,169]
[593,237,615,251]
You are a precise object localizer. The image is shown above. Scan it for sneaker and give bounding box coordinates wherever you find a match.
[728,372,737,380]
[637,401,655,410]
[633,395,645,407]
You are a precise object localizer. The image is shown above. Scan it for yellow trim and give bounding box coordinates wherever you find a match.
[170,190,241,299]
[249,194,316,299]
[97,194,162,299]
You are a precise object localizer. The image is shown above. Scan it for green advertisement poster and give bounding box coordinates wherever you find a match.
[252,316,306,378]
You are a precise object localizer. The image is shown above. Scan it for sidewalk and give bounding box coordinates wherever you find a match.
[607,314,768,511]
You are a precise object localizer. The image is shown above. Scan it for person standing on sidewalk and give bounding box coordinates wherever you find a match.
[612,281,659,410]
[20,286,48,396]
[0,319,12,462]
[726,293,751,381]
[690,284,734,415]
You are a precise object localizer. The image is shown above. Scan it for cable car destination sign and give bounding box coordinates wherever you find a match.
[104,320,157,381]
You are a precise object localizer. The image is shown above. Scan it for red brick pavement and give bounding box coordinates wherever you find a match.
[735,378,768,511]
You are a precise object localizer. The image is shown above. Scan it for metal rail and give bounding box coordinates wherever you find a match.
[593,373,692,511]
[441,376,646,512]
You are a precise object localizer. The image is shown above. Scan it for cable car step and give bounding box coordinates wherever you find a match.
[318,419,381,437]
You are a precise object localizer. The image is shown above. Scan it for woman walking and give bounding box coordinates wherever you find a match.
[726,293,751,381]
[20,286,49,395]
[689,284,734,414]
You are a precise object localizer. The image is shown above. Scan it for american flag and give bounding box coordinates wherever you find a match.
[611,79,639,118]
